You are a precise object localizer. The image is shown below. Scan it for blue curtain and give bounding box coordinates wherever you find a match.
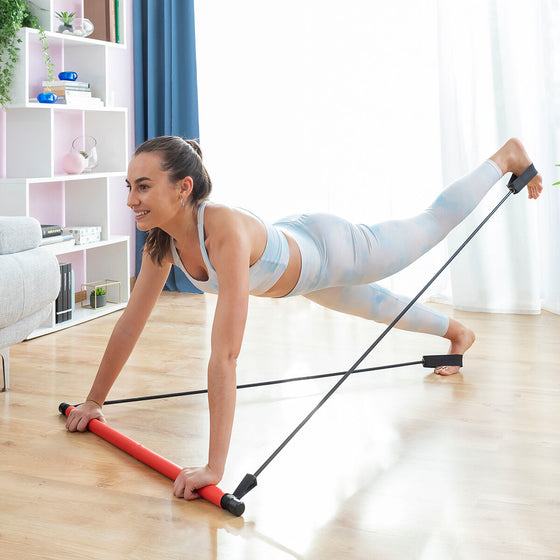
[132,0,201,292]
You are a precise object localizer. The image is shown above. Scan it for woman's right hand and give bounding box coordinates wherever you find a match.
[65,401,106,432]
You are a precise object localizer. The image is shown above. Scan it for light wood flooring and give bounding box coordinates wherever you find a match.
[1,292,559,559]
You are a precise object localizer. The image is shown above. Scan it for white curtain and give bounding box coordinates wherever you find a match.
[194,0,560,314]
[437,0,560,314]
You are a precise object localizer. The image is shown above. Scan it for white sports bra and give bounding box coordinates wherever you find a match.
[170,201,290,296]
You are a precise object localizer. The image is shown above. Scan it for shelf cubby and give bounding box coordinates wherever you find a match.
[0,0,130,337]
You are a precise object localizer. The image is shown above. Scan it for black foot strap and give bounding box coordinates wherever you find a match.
[422,354,463,368]
[507,163,538,194]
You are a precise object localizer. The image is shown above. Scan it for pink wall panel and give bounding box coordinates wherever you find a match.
[29,182,65,225]
[58,250,85,291]
[29,36,63,100]
[109,175,134,247]
[0,110,5,178]
[53,110,84,176]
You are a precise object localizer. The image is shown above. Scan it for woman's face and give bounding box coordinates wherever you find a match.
[126,152,185,231]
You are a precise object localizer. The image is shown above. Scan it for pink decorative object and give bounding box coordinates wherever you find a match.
[62,152,87,174]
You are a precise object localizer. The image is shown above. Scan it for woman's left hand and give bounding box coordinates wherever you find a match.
[173,465,221,500]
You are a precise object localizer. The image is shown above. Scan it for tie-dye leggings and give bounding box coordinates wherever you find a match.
[274,159,503,336]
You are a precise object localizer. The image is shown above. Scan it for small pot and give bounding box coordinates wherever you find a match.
[58,24,74,33]
[90,292,106,308]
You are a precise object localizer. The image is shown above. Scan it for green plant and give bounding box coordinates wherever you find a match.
[0,0,27,108]
[554,165,560,187]
[38,27,54,89]
[91,287,106,297]
[0,0,55,108]
[55,11,75,25]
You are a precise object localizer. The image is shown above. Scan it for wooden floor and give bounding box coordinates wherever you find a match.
[1,292,559,559]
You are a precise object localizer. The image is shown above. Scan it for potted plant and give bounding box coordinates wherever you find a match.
[55,11,74,33]
[90,287,106,308]
[0,0,55,108]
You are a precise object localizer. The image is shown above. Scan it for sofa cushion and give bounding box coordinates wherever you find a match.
[0,217,42,255]
[0,306,52,348]
[0,248,60,329]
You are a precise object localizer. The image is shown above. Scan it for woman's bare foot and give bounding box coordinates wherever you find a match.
[434,318,476,376]
[490,138,543,200]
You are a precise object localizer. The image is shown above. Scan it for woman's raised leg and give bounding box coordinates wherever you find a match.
[336,139,542,285]
[296,139,541,374]
[351,158,503,283]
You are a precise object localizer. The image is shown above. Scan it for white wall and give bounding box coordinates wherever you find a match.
[194,0,447,296]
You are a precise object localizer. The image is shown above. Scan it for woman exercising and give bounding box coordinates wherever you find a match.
[66,136,542,500]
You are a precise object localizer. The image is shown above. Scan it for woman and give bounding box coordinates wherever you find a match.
[66,136,542,500]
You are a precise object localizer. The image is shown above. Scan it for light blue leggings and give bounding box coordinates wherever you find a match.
[275,160,503,336]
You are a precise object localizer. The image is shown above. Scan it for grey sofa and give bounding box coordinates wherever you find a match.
[0,217,60,391]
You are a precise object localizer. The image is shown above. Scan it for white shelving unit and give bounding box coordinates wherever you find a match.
[0,1,130,338]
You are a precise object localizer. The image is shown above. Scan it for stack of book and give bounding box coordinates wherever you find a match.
[41,80,104,108]
[56,263,74,324]
[39,224,76,252]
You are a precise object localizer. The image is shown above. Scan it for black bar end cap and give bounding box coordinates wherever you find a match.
[59,402,71,415]
[220,493,245,517]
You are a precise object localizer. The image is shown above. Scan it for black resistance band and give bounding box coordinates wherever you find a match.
[97,355,461,406]
[232,165,538,500]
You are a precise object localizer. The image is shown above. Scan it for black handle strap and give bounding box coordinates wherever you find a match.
[422,354,463,368]
[507,163,538,194]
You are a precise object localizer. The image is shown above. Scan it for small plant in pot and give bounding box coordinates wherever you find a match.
[55,11,75,33]
[90,287,106,308]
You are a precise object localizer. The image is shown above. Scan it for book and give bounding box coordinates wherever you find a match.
[41,240,77,254]
[62,263,68,322]
[44,86,92,95]
[65,263,73,321]
[85,0,116,42]
[70,269,75,316]
[53,98,105,108]
[115,0,120,43]
[39,235,76,253]
[56,263,73,324]
[55,264,62,323]
[41,224,62,238]
[42,90,94,104]
[56,263,73,322]
[56,90,93,100]
[108,0,116,42]
[39,233,74,245]
[42,80,91,88]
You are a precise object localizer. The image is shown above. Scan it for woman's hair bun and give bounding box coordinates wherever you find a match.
[184,139,203,159]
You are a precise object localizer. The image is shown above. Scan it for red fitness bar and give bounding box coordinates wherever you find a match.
[59,403,244,516]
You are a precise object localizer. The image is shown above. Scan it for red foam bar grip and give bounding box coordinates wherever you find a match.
[85,416,183,480]
[60,404,243,515]
[198,484,226,505]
